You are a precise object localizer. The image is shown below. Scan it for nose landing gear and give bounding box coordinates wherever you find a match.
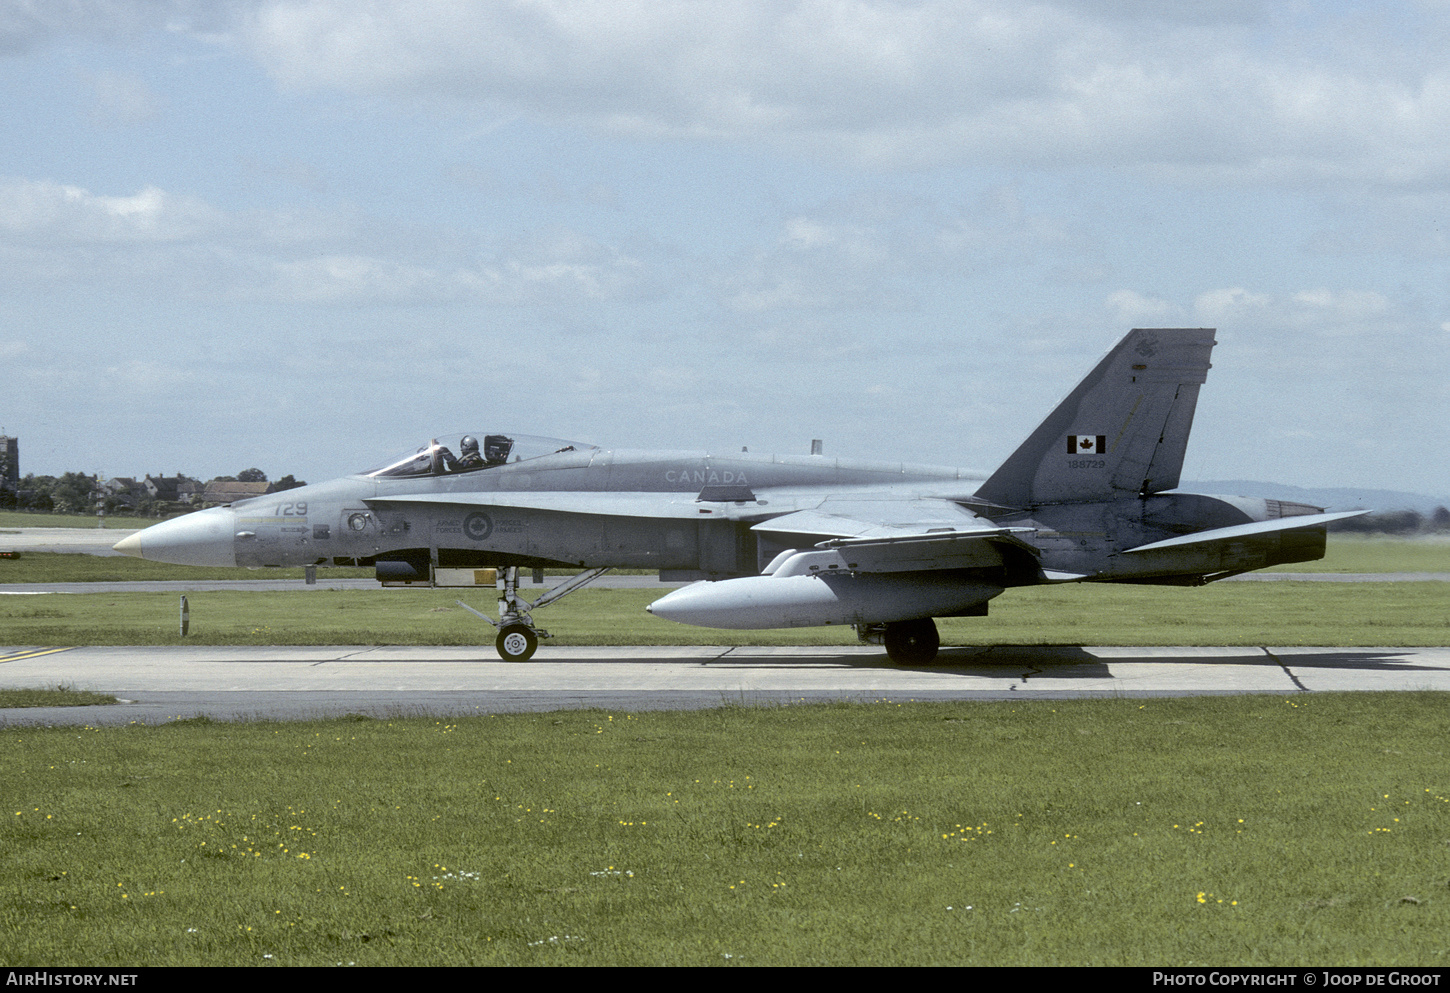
[456,565,612,661]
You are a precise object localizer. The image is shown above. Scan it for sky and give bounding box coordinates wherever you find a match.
[1,0,1447,500]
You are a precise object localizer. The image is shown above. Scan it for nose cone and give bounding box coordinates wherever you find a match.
[111,507,237,567]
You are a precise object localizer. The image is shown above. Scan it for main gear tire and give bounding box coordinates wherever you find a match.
[882,618,940,665]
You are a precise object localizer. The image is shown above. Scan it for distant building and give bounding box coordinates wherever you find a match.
[142,474,203,504]
[176,478,204,504]
[0,435,16,488]
[103,477,143,509]
[143,474,182,501]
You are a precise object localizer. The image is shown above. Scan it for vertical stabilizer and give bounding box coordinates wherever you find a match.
[975,328,1216,508]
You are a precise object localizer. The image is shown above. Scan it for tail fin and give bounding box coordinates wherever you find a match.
[975,328,1216,508]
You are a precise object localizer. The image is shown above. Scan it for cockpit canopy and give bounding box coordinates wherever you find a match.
[361,433,596,478]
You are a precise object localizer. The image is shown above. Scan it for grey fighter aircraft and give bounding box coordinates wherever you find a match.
[114,328,1364,664]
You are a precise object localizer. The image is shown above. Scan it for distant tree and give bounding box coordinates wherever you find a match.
[237,468,268,483]
[50,472,98,514]
[274,474,306,491]
[210,475,237,483]
[17,474,55,512]
[1433,506,1450,532]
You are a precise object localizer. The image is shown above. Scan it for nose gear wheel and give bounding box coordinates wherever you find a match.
[495,623,538,662]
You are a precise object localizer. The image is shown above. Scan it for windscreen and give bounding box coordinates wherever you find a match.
[361,433,595,478]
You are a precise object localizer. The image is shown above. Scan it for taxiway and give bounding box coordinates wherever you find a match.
[2,643,1448,726]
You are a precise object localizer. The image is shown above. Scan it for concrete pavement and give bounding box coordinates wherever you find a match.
[3,643,1448,726]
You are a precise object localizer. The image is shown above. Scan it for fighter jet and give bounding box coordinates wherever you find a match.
[114,328,1363,664]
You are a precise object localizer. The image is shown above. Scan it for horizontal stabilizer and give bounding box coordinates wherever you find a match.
[1123,510,1369,554]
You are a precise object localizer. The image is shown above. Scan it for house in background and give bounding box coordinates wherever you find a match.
[143,475,203,503]
[102,477,144,509]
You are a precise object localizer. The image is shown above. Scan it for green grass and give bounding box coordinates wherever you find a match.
[2,694,1447,966]
[0,511,171,530]
[4,535,1449,583]
[1,581,1447,647]
[1,537,1446,649]
[1269,535,1450,573]
[0,553,373,584]
[0,686,119,709]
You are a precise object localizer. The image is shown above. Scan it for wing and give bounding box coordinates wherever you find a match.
[751,498,1037,576]
[648,497,1033,630]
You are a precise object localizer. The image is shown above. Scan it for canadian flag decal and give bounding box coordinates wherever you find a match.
[1068,435,1106,454]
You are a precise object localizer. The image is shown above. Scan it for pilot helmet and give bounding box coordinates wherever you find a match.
[460,435,479,455]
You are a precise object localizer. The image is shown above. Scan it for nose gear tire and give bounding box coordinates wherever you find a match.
[496,624,538,662]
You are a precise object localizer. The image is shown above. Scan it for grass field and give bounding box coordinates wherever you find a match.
[0,552,374,584]
[1268,535,1450,573]
[0,537,1447,649]
[0,511,168,530]
[2,536,1447,966]
[3,529,1449,577]
[0,686,118,709]
[2,694,1447,966]
[2,579,1448,648]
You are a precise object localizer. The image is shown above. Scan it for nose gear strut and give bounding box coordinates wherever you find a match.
[456,565,612,661]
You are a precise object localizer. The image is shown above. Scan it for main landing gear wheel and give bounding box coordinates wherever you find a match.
[883,618,940,666]
[496,623,538,662]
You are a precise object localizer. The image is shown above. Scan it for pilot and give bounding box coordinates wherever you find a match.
[455,435,485,470]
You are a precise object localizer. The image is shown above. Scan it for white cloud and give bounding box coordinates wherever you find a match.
[1170,283,1447,494]
[717,190,1076,313]
[0,176,221,242]
[14,4,1450,186]
[1290,288,1391,317]
[1192,286,1408,348]
[0,175,656,305]
[262,254,443,303]
[465,229,654,305]
[0,0,181,54]
[719,212,895,312]
[222,0,1450,183]
[1193,287,1272,320]
[1107,289,1176,321]
[103,358,194,389]
[85,68,162,125]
